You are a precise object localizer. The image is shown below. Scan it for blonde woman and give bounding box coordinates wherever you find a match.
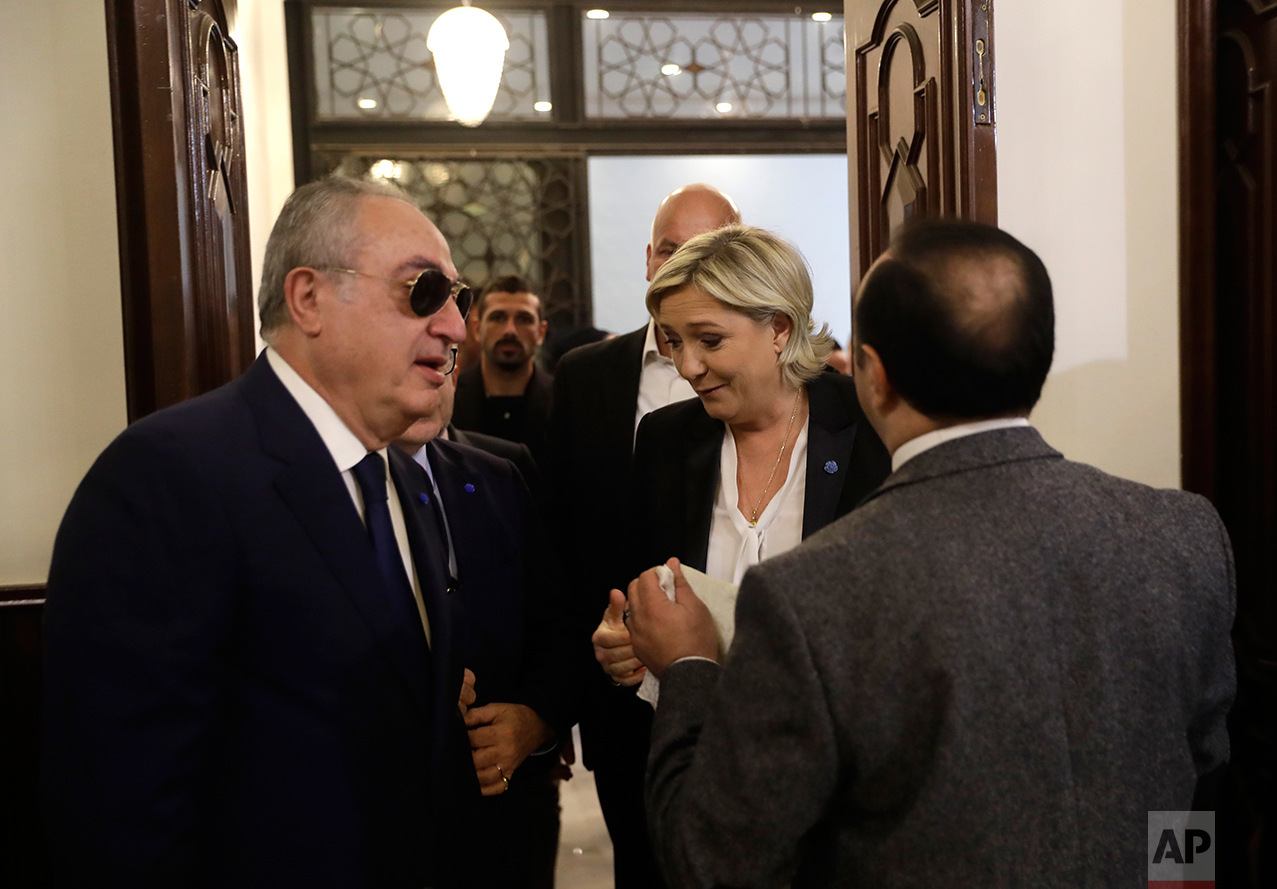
[595,223,890,679]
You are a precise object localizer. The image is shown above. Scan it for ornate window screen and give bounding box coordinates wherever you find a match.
[315,153,589,328]
[311,7,551,120]
[582,12,846,119]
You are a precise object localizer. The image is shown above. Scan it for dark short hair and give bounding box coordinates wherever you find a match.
[477,275,540,321]
[854,219,1054,419]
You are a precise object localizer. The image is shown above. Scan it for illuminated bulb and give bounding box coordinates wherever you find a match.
[370,159,403,181]
[812,12,833,22]
[661,63,681,76]
[586,9,610,19]
[716,102,733,113]
[534,100,553,111]
[357,97,378,109]
[427,6,510,127]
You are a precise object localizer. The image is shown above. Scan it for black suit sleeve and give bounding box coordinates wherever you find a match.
[507,461,594,737]
[627,411,664,583]
[42,429,238,885]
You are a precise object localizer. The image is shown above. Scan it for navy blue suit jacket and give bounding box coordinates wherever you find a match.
[41,355,469,888]
[419,438,586,737]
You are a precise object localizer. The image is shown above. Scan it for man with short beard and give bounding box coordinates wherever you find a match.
[452,275,553,465]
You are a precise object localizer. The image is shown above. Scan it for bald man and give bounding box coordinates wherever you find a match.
[547,183,741,889]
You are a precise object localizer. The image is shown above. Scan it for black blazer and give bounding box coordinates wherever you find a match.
[630,371,891,578]
[545,326,653,769]
[547,326,648,617]
[448,424,547,517]
[421,437,587,739]
[452,364,555,468]
[41,355,468,888]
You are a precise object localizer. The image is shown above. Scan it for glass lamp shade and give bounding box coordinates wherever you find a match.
[427,7,510,127]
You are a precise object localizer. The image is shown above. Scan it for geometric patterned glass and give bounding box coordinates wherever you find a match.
[582,12,846,119]
[316,154,587,328]
[311,6,551,120]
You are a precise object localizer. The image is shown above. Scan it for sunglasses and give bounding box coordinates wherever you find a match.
[326,267,474,320]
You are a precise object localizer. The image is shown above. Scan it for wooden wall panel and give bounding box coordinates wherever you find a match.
[0,589,48,888]
[848,0,996,277]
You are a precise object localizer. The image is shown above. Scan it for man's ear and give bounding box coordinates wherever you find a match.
[645,244,654,282]
[284,268,325,337]
[855,343,895,414]
[536,319,549,344]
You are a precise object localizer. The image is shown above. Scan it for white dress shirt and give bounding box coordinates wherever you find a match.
[635,319,696,436]
[892,417,1032,472]
[266,347,431,642]
[705,419,810,584]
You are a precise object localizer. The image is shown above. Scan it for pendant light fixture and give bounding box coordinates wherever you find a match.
[427,2,510,127]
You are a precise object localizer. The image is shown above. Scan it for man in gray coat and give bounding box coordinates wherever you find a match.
[625,219,1236,888]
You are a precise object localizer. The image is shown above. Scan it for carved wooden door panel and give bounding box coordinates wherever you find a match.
[1206,3,1277,883]
[107,0,254,422]
[847,0,997,276]
[1215,0,1277,649]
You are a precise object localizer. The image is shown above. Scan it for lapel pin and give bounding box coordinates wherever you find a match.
[419,492,430,505]
[464,483,476,493]
[824,460,839,474]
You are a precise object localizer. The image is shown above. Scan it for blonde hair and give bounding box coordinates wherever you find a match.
[646,224,834,389]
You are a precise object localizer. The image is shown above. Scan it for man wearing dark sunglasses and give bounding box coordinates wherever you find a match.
[43,176,480,887]
[324,264,474,333]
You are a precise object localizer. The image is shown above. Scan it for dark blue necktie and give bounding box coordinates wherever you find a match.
[351,452,418,623]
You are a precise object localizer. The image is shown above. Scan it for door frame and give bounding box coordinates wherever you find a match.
[1178,0,1217,498]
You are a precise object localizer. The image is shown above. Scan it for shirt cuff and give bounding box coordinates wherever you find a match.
[669,655,719,668]
[529,733,558,756]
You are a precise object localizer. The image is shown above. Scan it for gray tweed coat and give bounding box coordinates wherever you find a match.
[646,426,1235,888]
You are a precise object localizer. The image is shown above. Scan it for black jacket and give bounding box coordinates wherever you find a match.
[452,363,554,469]
[545,327,652,771]
[547,327,648,619]
[629,370,892,578]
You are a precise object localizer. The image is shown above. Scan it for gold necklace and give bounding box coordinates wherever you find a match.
[745,389,804,527]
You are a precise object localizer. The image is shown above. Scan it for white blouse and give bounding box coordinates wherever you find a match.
[704,418,810,585]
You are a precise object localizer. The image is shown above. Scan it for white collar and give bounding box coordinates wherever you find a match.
[891,417,1032,472]
[265,346,377,473]
[642,318,668,363]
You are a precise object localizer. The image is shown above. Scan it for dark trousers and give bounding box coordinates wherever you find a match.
[451,754,561,889]
[583,690,667,889]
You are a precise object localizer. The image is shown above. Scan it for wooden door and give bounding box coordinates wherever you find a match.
[847,0,997,277]
[1181,1,1275,884]
[107,0,255,422]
